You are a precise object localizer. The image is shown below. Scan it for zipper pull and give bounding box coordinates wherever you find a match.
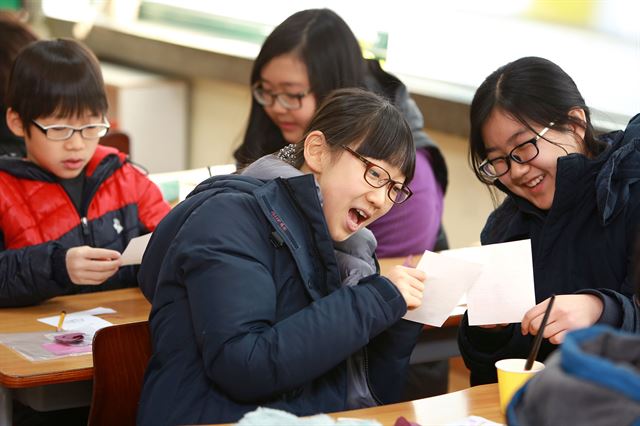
[81,217,90,237]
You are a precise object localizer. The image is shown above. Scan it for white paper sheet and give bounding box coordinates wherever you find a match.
[120,233,152,266]
[38,309,115,339]
[440,239,536,326]
[403,251,482,327]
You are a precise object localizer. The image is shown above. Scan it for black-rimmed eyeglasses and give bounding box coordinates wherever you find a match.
[32,119,110,141]
[252,82,312,110]
[479,123,554,179]
[341,145,413,204]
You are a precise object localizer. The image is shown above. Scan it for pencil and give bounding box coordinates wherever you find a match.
[525,295,555,370]
[56,310,66,332]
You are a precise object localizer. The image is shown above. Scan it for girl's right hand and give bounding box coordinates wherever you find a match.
[66,246,122,285]
[384,265,426,309]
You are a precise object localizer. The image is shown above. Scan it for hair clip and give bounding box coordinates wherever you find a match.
[276,143,298,165]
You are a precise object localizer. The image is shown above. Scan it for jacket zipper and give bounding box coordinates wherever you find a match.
[76,156,121,246]
[80,216,91,245]
[362,347,382,405]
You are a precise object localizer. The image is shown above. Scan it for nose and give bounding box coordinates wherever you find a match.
[365,185,389,209]
[64,131,86,151]
[507,161,531,183]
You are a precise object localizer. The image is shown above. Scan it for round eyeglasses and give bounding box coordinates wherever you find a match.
[340,145,413,204]
[32,119,110,141]
[479,123,554,179]
[252,82,311,110]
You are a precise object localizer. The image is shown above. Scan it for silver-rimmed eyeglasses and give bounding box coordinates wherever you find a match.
[252,82,312,110]
[32,119,110,141]
[341,145,413,204]
[479,123,554,178]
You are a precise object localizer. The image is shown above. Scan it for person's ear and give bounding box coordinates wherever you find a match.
[302,130,328,174]
[567,108,587,140]
[5,108,26,138]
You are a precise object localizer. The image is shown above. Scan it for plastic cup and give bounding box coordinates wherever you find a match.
[495,358,544,413]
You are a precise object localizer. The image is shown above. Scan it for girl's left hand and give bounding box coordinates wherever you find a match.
[520,294,604,344]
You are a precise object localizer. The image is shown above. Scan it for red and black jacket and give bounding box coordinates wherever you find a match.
[0,145,170,307]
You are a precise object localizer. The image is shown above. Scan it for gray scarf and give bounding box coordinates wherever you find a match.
[241,153,378,286]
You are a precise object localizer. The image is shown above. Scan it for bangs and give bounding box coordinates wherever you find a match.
[355,104,415,183]
[26,59,107,120]
[6,39,107,125]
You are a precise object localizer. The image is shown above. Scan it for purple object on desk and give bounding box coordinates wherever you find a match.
[54,332,85,344]
[395,416,422,426]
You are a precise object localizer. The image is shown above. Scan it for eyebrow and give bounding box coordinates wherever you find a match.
[485,128,530,155]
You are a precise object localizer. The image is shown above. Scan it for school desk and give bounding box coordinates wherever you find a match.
[211,383,502,425]
[0,288,150,426]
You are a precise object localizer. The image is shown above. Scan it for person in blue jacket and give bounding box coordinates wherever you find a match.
[137,88,427,425]
[458,56,640,385]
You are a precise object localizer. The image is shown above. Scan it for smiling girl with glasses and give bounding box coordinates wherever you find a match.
[461,56,640,387]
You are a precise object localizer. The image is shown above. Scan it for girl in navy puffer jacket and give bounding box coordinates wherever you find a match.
[137,89,427,425]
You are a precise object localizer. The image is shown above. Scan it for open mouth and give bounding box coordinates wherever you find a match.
[347,208,370,232]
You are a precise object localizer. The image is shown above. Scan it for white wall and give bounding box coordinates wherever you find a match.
[190,78,251,166]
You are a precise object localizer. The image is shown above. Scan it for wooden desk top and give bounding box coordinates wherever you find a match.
[328,384,502,425]
[0,287,150,388]
[213,384,502,426]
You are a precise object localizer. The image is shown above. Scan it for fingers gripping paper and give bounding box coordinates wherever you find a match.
[403,240,536,326]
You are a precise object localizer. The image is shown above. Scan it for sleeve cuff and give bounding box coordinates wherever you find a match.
[52,245,72,286]
[579,289,623,327]
[359,274,407,316]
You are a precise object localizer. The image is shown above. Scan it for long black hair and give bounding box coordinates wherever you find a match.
[234,9,367,168]
[469,56,606,185]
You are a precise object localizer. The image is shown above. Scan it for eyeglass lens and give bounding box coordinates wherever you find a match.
[364,165,410,203]
[252,86,305,110]
[483,139,539,177]
[45,125,109,141]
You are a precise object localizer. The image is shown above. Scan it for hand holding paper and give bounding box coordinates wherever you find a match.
[385,264,427,310]
[66,246,121,285]
[402,240,536,327]
[403,251,481,327]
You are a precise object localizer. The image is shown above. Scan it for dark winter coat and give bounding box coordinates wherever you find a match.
[0,145,169,307]
[137,173,420,425]
[459,114,640,385]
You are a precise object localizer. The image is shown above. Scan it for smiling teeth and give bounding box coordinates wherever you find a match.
[526,176,543,188]
[356,209,368,220]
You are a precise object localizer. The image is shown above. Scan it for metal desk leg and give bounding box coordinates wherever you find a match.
[0,385,12,426]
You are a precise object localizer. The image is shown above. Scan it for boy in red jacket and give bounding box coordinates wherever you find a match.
[0,38,170,307]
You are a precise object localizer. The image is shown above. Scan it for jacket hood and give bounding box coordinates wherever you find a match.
[596,113,640,225]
